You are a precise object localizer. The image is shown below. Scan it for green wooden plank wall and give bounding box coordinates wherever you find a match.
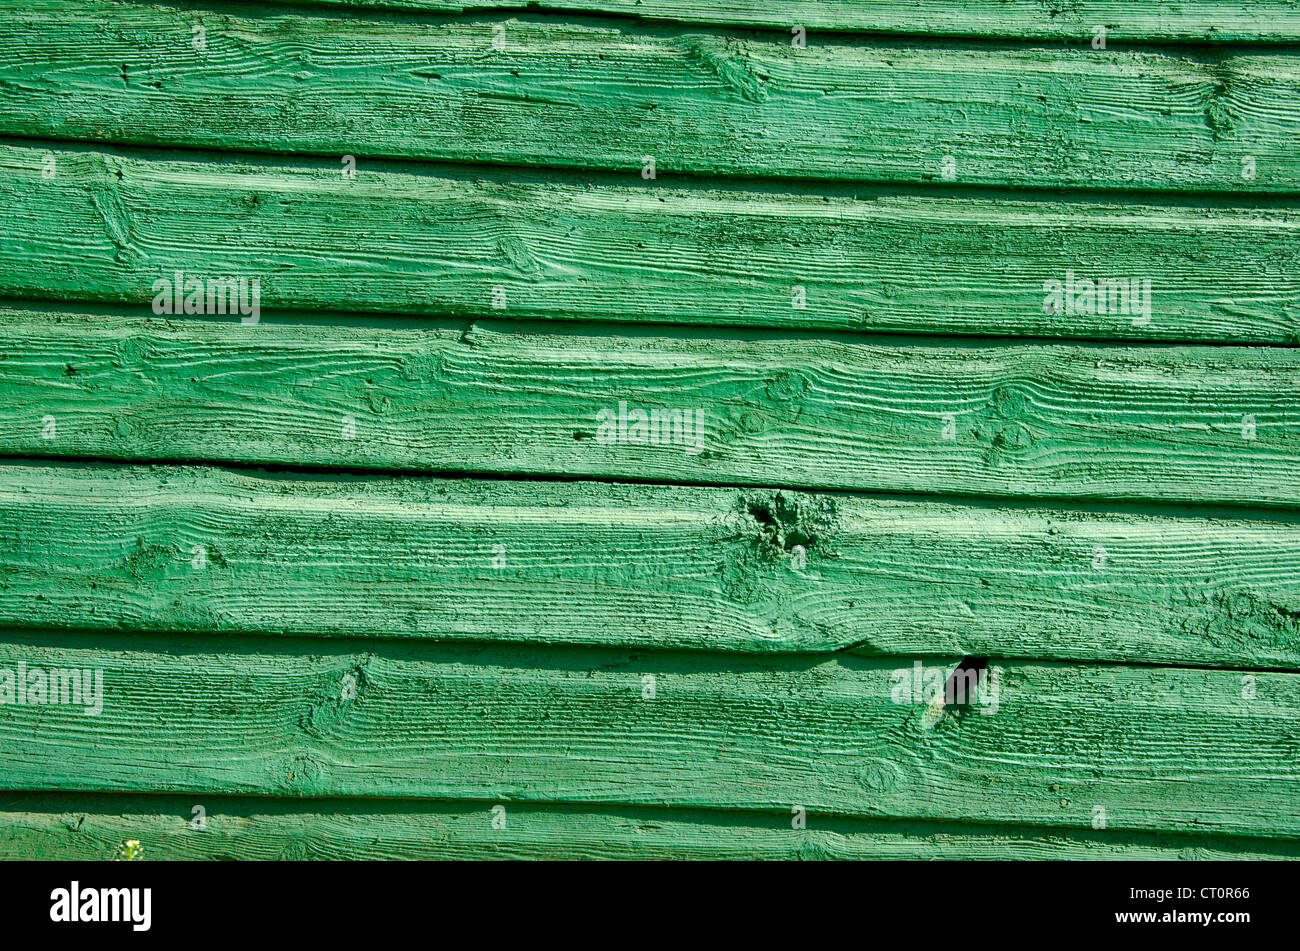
[0,0,1296,861]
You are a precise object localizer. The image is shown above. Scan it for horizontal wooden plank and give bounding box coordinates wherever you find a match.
[1,462,1299,666]
[4,144,1300,343]
[4,306,1300,506]
[3,2,1300,192]
[0,631,1295,837]
[2,794,1295,860]
[269,1,1300,43]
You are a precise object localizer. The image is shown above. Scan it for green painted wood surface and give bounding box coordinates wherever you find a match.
[3,795,1297,861]
[3,2,1300,192]
[2,462,1299,667]
[267,0,1300,42]
[4,143,1300,342]
[4,306,1300,506]
[0,630,1294,838]
[2,0,1299,860]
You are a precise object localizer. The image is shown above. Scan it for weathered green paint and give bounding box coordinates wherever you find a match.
[1,462,1299,667]
[0,629,1295,838]
[271,0,1300,42]
[4,306,1300,506]
[4,143,1300,342]
[3,795,1297,861]
[2,0,1299,860]
[3,2,1300,192]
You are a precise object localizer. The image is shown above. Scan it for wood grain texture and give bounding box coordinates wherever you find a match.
[0,630,1295,837]
[264,0,1300,42]
[4,143,1300,343]
[2,462,1300,666]
[4,305,1300,506]
[3,2,1300,192]
[2,794,1296,860]
[3,0,1299,858]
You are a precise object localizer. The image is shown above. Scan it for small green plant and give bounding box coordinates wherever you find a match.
[116,839,144,861]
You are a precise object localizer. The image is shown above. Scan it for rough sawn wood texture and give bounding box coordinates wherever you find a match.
[0,0,1295,860]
